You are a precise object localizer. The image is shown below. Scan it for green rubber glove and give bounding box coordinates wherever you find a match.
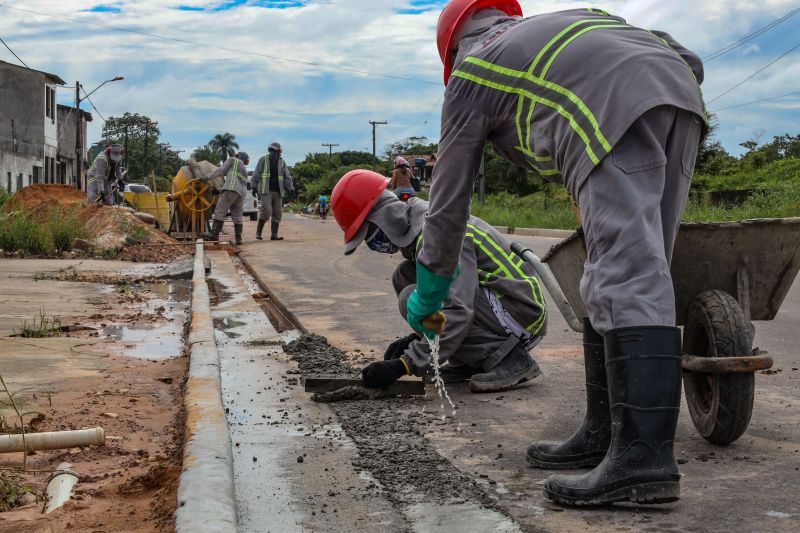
[406,263,458,339]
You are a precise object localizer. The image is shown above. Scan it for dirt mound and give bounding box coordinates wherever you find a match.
[81,206,191,262]
[4,184,85,212]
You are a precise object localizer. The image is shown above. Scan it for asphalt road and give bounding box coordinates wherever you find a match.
[239,214,799,532]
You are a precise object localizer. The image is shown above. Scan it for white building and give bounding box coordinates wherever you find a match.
[0,60,66,193]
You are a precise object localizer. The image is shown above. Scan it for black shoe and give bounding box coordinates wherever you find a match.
[234,224,243,245]
[256,219,266,240]
[528,318,610,469]
[202,219,224,242]
[543,326,682,506]
[270,220,283,240]
[469,342,541,393]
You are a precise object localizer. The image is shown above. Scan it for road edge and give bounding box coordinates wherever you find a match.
[174,241,239,533]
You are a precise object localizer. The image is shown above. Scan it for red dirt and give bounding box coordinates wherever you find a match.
[4,184,85,212]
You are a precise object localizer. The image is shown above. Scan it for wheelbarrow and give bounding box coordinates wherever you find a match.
[511,217,800,446]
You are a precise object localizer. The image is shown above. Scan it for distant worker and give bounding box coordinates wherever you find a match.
[318,194,329,221]
[332,169,547,393]
[389,156,413,192]
[413,1,707,506]
[203,151,250,245]
[87,144,124,206]
[251,142,295,240]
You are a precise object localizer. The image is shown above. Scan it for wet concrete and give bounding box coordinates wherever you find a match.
[239,215,800,533]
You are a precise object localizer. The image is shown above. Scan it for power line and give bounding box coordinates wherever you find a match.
[0,34,29,68]
[707,39,800,103]
[703,7,800,62]
[0,3,439,86]
[711,90,800,111]
[80,87,106,122]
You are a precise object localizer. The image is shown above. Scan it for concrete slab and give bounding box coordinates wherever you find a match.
[239,214,800,533]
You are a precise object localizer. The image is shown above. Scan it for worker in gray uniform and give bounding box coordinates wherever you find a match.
[331,169,547,392]
[250,142,295,240]
[86,144,124,206]
[203,151,250,245]
[409,1,706,506]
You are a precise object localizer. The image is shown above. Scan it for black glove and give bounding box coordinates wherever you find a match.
[362,358,409,389]
[252,189,258,198]
[383,333,419,361]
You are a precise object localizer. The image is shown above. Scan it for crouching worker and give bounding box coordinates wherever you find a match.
[202,151,250,245]
[87,144,124,206]
[331,169,547,393]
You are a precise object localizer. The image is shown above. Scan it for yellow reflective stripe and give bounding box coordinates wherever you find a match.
[467,224,547,333]
[514,147,561,175]
[527,18,611,76]
[464,57,612,157]
[541,24,628,79]
[452,68,603,165]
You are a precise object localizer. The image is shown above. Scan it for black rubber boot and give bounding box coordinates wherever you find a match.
[527,318,610,469]
[202,219,224,242]
[270,220,283,240]
[543,326,683,506]
[256,219,266,240]
[234,224,243,245]
[469,342,541,393]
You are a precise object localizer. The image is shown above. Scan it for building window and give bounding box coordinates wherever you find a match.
[45,86,56,122]
[51,157,56,184]
[44,157,50,183]
[33,166,41,184]
[17,174,23,191]
[6,172,11,192]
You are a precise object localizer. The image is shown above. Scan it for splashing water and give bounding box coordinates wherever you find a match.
[426,334,457,418]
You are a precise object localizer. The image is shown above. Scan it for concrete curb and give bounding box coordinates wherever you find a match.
[493,226,574,239]
[174,242,239,533]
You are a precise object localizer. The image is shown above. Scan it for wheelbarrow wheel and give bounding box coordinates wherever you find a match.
[683,290,755,445]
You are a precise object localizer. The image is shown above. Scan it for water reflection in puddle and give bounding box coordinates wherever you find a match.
[100,280,189,360]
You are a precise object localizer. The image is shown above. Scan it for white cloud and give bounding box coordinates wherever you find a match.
[1,0,798,162]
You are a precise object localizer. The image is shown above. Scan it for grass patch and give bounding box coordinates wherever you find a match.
[0,206,90,255]
[13,309,62,338]
[0,187,10,210]
[683,186,800,222]
[0,471,40,511]
[470,191,578,230]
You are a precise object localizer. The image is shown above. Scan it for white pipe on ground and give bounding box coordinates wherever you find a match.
[0,427,105,453]
[45,462,80,514]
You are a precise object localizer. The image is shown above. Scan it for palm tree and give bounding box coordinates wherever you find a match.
[208,133,239,163]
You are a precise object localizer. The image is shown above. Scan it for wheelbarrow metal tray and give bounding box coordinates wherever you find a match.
[542,218,800,325]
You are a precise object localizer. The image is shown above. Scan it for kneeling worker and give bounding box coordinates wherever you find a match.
[203,151,250,245]
[331,169,547,393]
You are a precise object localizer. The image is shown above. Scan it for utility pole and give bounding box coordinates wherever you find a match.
[123,124,129,175]
[142,121,157,182]
[75,81,81,189]
[321,143,339,161]
[369,120,387,170]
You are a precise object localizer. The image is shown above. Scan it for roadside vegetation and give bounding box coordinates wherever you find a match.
[290,126,800,229]
[0,187,10,210]
[13,309,62,338]
[0,205,89,255]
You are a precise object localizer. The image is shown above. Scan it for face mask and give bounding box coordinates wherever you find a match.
[366,228,399,254]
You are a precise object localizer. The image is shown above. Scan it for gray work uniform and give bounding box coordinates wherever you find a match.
[251,154,294,223]
[418,8,706,335]
[208,157,248,224]
[87,153,122,206]
[394,210,547,376]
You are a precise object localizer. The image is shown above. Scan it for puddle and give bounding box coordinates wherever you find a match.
[99,280,189,360]
[765,510,791,519]
[102,322,182,359]
[406,501,521,533]
[213,317,246,338]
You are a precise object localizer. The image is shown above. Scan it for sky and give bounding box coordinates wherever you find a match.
[1,0,799,165]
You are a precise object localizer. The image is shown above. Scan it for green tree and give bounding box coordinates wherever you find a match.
[191,144,221,166]
[97,113,183,182]
[209,133,239,163]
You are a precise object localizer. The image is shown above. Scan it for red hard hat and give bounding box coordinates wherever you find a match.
[331,169,389,244]
[437,0,522,85]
